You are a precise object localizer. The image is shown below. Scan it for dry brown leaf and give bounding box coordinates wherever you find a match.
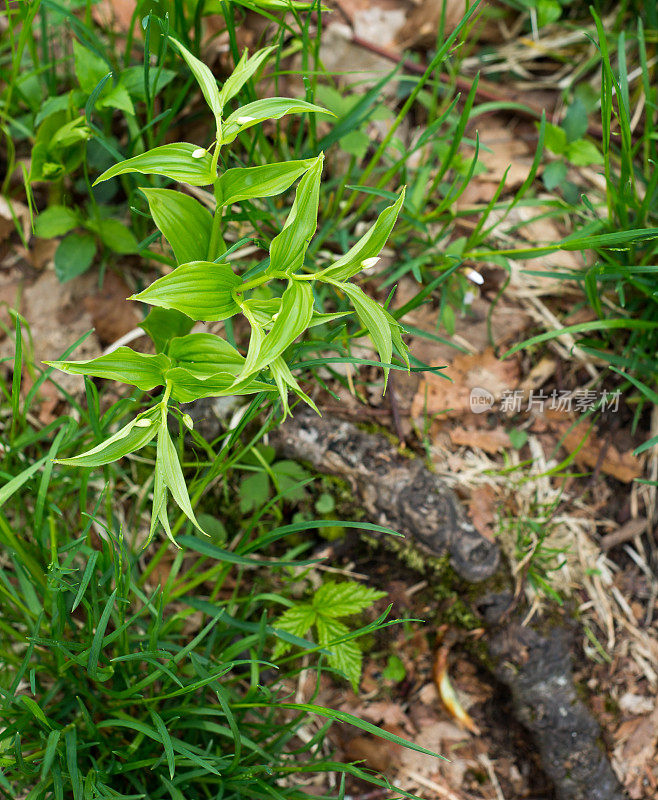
[343,728,405,774]
[0,196,30,244]
[342,700,414,733]
[450,426,511,454]
[553,419,644,483]
[412,347,520,419]
[396,0,466,48]
[84,271,140,346]
[615,705,658,799]
[0,271,101,395]
[467,485,497,542]
[92,0,137,32]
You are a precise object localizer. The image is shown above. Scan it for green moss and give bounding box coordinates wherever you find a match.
[362,532,481,631]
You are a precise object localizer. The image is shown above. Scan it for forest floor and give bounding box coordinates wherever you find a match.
[2,1,657,798]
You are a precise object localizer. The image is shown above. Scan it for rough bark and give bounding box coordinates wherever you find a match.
[271,409,627,800]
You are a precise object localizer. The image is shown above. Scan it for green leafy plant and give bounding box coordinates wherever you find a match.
[273,580,387,689]
[44,35,408,546]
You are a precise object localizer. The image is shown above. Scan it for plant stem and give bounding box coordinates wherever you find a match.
[208,182,227,260]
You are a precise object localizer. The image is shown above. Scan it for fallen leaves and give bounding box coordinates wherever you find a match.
[412,347,520,419]
[552,417,644,483]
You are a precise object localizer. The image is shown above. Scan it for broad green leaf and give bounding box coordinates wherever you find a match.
[97,83,135,116]
[313,580,386,618]
[218,46,275,109]
[385,309,410,369]
[140,308,194,353]
[222,98,330,144]
[318,189,405,281]
[169,36,222,124]
[543,122,567,155]
[141,188,212,264]
[54,232,96,282]
[56,408,159,467]
[269,156,323,273]
[34,205,79,238]
[566,139,603,166]
[133,261,242,321]
[238,279,314,380]
[166,367,274,402]
[121,66,177,101]
[332,281,392,386]
[35,92,80,127]
[217,159,315,207]
[93,143,215,187]
[543,160,567,191]
[308,310,351,328]
[73,40,109,95]
[270,356,318,417]
[147,464,172,548]
[315,616,362,690]
[157,422,204,533]
[46,348,170,391]
[94,218,139,254]
[242,298,281,328]
[169,333,244,374]
[272,605,317,659]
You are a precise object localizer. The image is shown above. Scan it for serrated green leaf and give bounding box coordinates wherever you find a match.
[315,616,362,690]
[271,459,311,501]
[34,205,79,238]
[141,188,212,264]
[46,348,169,391]
[169,36,222,125]
[331,280,393,386]
[157,422,204,533]
[237,279,314,381]
[218,46,275,109]
[272,605,317,659]
[269,156,323,273]
[134,261,242,321]
[56,408,159,467]
[217,159,315,207]
[94,143,215,187]
[313,580,387,618]
[222,98,330,144]
[318,189,405,281]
